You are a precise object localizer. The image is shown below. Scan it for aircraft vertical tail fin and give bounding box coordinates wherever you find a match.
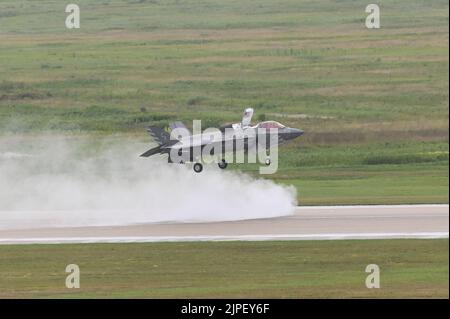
[242,108,254,128]
[169,121,191,135]
[146,126,171,146]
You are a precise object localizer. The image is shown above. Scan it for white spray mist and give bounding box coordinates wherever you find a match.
[0,135,297,230]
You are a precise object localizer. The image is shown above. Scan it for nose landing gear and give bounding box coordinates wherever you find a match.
[218,159,228,169]
[265,158,271,166]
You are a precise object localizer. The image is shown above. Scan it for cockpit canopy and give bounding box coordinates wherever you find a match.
[256,121,286,129]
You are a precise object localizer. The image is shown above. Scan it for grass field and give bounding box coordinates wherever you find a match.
[0,239,447,298]
[0,0,448,204]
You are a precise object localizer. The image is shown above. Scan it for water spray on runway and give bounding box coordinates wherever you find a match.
[0,136,297,230]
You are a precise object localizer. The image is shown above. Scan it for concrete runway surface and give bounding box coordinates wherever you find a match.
[0,205,448,244]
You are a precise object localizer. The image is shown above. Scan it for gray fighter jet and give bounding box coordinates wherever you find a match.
[140,108,303,172]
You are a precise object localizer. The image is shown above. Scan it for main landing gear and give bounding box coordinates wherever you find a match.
[218,159,228,169]
[193,159,228,173]
[193,163,203,173]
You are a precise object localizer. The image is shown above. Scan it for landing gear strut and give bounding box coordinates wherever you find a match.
[193,163,203,173]
[218,159,228,169]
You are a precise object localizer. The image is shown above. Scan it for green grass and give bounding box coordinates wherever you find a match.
[0,0,447,129]
[280,164,448,205]
[0,0,448,205]
[236,142,449,205]
[0,239,447,298]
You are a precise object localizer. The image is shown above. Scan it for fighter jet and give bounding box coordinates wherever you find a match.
[140,108,303,173]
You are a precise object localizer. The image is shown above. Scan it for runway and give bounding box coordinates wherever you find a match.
[0,205,448,244]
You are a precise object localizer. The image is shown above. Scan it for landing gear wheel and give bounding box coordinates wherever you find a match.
[265,158,271,166]
[218,159,228,169]
[193,163,203,173]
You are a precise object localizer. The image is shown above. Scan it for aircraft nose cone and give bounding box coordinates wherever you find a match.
[290,128,304,139]
[296,128,304,136]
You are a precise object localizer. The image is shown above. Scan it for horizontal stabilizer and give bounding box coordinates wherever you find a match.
[140,146,162,157]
